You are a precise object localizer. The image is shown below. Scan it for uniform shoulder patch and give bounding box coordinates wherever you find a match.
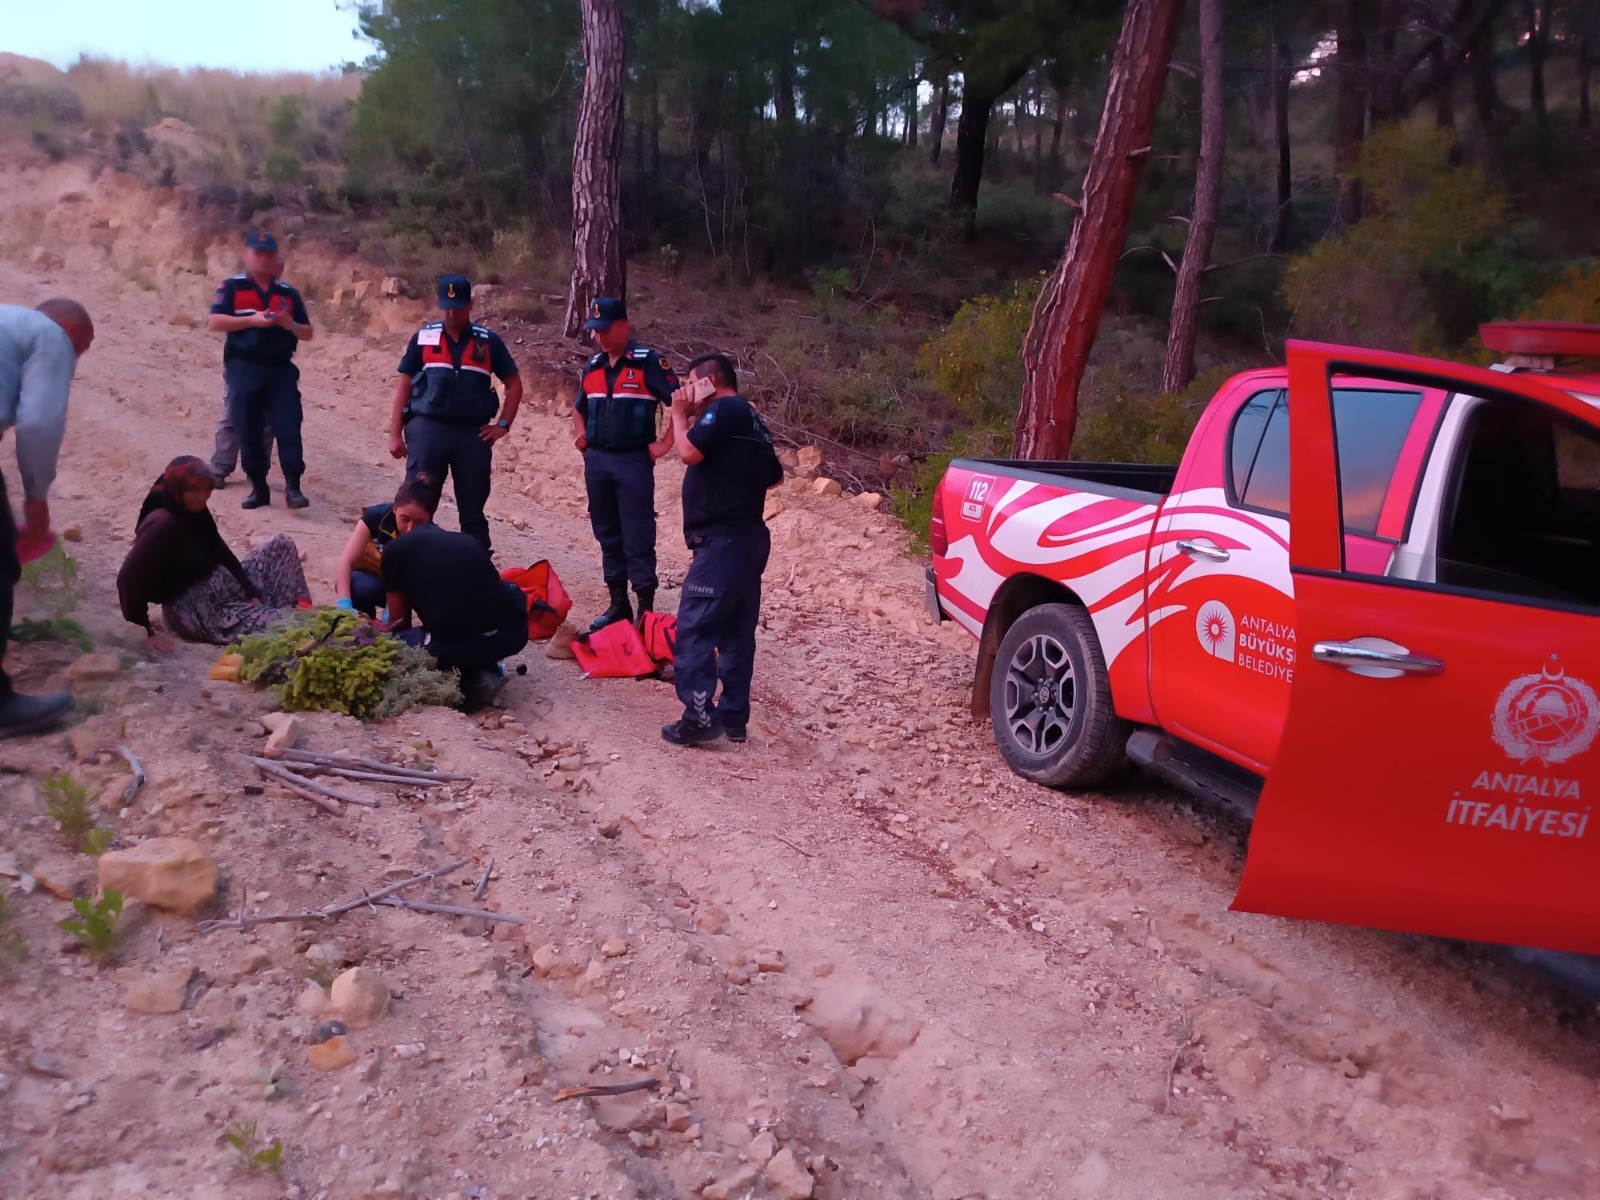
[422,320,444,329]
[632,347,652,359]
[587,352,607,366]
[470,324,491,337]
[229,273,248,281]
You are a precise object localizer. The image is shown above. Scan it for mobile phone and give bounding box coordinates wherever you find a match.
[691,375,716,403]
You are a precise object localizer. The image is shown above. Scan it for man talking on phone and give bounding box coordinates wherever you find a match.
[661,353,783,747]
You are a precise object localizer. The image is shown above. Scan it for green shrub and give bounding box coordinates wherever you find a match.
[42,773,113,856]
[0,894,28,982]
[235,609,398,718]
[20,545,81,619]
[370,644,462,720]
[8,617,92,651]
[916,282,1037,424]
[893,425,1010,555]
[1073,366,1222,465]
[59,890,124,965]
[1285,122,1510,353]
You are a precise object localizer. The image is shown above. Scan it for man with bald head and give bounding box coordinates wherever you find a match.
[0,297,93,738]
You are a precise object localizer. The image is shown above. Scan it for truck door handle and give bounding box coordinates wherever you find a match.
[1177,538,1230,563]
[1313,640,1445,676]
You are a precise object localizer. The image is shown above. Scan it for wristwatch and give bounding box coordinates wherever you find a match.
[495,418,511,430]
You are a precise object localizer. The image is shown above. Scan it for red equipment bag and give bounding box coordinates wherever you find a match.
[572,619,659,679]
[638,610,678,664]
[500,561,573,640]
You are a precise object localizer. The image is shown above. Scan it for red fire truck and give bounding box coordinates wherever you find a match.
[928,326,1600,976]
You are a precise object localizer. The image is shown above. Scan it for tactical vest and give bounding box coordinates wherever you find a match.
[407,323,498,424]
[582,349,661,451]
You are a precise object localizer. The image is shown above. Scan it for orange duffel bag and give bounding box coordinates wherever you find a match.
[500,561,573,640]
[572,618,658,679]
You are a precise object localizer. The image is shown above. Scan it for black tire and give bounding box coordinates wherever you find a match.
[988,602,1131,788]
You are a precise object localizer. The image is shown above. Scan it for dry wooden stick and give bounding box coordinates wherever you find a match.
[554,1078,661,1101]
[196,858,471,933]
[474,859,494,900]
[115,745,147,804]
[373,895,527,925]
[240,755,379,809]
[288,763,453,788]
[279,748,472,782]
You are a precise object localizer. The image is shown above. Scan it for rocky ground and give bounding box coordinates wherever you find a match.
[0,155,1597,1200]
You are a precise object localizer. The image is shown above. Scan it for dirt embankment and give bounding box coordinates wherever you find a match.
[0,156,1597,1200]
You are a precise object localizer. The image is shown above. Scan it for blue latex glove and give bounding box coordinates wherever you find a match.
[335,597,355,612]
[379,607,390,624]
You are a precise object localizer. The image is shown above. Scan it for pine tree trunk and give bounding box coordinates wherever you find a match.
[564,0,627,339]
[1525,0,1554,131]
[951,86,998,240]
[1014,0,1185,459]
[1581,8,1594,127]
[1471,10,1503,131]
[1270,21,1293,252]
[930,77,950,164]
[1334,0,1371,227]
[1162,0,1224,395]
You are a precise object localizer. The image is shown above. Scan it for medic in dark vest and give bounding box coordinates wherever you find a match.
[389,275,522,553]
[571,297,679,630]
[207,231,313,510]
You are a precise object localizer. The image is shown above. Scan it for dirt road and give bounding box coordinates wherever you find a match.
[1,159,1597,1200]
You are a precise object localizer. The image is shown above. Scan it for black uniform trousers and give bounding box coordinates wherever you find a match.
[673,528,771,730]
[399,580,529,673]
[583,447,657,590]
[226,359,304,484]
[0,470,17,698]
[406,416,494,551]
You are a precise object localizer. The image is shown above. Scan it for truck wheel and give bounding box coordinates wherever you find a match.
[988,602,1130,788]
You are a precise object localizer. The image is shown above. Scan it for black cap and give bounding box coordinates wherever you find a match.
[437,274,472,310]
[245,230,278,252]
[583,296,627,330]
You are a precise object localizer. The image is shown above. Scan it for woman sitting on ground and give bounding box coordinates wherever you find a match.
[381,495,529,710]
[117,455,310,651]
[334,472,439,616]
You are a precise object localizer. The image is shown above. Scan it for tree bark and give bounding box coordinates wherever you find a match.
[1334,0,1372,228]
[951,87,999,239]
[1014,0,1185,459]
[1470,8,1503,132]
[1270,20,1293,252]
[1581,3,1594,127]
[930,76,950,164]
[564,0,627,339]
[1163,0,1224,395]
[1524,0,1555,131]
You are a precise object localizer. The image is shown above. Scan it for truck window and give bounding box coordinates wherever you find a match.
[1228,387,1422,534]
[1421,398,1600,609]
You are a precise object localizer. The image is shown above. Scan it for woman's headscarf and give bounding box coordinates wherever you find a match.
[137,455,215,528]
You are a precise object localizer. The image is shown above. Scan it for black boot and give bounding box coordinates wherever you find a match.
[589,581,633,632]
[284,475,310,510]
[0,690,74,740]
[634,587,656,617]
[241,477,271,509]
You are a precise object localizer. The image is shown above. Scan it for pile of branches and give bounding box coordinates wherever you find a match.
[234,609,461,719]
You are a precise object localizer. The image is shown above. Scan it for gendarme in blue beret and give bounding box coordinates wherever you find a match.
[245,230,278,252]
[583,296,627,330]
[437,274,472,310]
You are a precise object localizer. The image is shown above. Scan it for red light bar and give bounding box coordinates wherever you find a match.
[1480,321,1600,358]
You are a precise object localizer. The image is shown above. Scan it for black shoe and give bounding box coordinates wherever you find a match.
[211,473,229,490]
[661,718,723,746]
[589,582,633,632]
[723,723,748,743]
[635,587,656,616]
[460,667,507,714]
[241,480,271,509]
[284,484,310,510]
[0,691,74,740]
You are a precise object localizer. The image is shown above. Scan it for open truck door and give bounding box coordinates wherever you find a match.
[1233,341,1600,955]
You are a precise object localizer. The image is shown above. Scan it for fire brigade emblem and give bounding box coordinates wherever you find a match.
[1491,657,1599,765]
